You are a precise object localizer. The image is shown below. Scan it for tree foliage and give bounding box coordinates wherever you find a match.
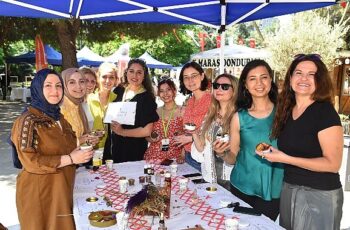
[91,26,198,66]
[0,16,181,68]
[267,11,349,78]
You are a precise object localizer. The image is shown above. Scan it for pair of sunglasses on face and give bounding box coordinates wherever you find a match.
[213,82,232,90]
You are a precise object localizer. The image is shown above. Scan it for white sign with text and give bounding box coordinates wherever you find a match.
[103,102,136,125]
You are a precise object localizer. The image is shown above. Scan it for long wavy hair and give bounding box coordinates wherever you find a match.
[200,74,238,143]
[271,55,334,139]
[123,58,155,98]
[179,61,209,95]
[236,59,278,111]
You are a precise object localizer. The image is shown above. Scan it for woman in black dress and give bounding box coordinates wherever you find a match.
[104,59,159,163]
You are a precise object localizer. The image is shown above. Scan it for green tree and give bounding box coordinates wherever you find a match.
[92,26,198,66]
[267,11,349,77]
[0,17,179,69]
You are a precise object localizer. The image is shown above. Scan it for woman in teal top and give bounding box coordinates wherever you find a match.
[214,60,283,220]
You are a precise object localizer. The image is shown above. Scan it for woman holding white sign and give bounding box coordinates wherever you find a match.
[104,59,159,163]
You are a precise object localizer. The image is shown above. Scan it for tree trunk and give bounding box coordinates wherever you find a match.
[54,19,81,69]
[252,21,264,43]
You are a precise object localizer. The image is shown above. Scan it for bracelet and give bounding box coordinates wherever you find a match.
[68,154,74,165]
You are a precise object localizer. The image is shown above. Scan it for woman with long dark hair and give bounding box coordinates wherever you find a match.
[215,60,284,220]
[259,54,343,229]
[104,59,159,163]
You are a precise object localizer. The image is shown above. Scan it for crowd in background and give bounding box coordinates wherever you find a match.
[10,55,344,230]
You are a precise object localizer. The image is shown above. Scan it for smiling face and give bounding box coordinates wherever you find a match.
[126,63,145,89]
[213,77,234,103]
[245,66,272,98]
[290,60,316,97]
[43,74,63,104]
[85,73,97,94]
[99,69,117,92]
[158,82,176,104]
[67,72,86,99]
[182,67,204,93]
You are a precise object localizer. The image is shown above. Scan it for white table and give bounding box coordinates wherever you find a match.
[10,87,31,102]
[73,161,283,230]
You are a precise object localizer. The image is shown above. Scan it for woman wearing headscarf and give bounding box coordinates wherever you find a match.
[60,68,98,146]
[11,69,93,230]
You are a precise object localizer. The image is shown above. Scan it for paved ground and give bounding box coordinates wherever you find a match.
[0,100,23,229]
[0,100,349,229]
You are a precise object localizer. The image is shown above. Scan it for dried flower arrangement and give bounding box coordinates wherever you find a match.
[126,183,169,216]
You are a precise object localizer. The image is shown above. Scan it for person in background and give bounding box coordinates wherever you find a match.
[60,68,98,146]
[144,76,185,163]
[261,54,343,229]
[87,62,118,148]
[215,60,283,220]
[104,59,159,163]
[174,61,211,171]
[191,74,238,190]
[11,69,93,230]
[80,67,98,131]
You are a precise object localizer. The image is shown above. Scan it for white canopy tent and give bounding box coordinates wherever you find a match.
[76,46,105,66]
[105,43,131,63]
[139,52,173,69]
[191,44,269,68]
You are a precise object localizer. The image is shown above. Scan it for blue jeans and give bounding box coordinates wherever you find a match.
[185,151,201,172]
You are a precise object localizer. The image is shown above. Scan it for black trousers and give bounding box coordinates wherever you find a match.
[230,184,280,221]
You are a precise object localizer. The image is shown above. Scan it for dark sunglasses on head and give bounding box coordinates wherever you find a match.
[294,53,321,61]
[213,83,232,90]
[159,76,172,83]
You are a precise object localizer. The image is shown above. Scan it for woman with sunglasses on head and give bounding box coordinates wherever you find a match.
[215,60,284,220]
[87,62,119,149]
[11,69,93,230]
[191,74,238,190]
[258,54,343,230]
[144,76,185,163]
[174,61,211,171]
[60,68,99,147]
[104,59,159,163]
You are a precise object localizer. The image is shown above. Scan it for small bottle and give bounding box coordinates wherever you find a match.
[149,164,155,175]
[144,165,149,174]
[158,213,167,230]
[92,157,101,171]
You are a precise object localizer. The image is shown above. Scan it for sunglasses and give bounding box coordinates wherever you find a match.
[213,83,232,90]
[159,76,172,83]
[294,53,321,61]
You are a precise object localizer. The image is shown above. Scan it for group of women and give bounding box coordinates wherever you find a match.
[11,54,344,230]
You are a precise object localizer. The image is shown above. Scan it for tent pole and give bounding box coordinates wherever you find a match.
[219,2,226,75]
[219,31,225,74]
[4,62,8,100]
